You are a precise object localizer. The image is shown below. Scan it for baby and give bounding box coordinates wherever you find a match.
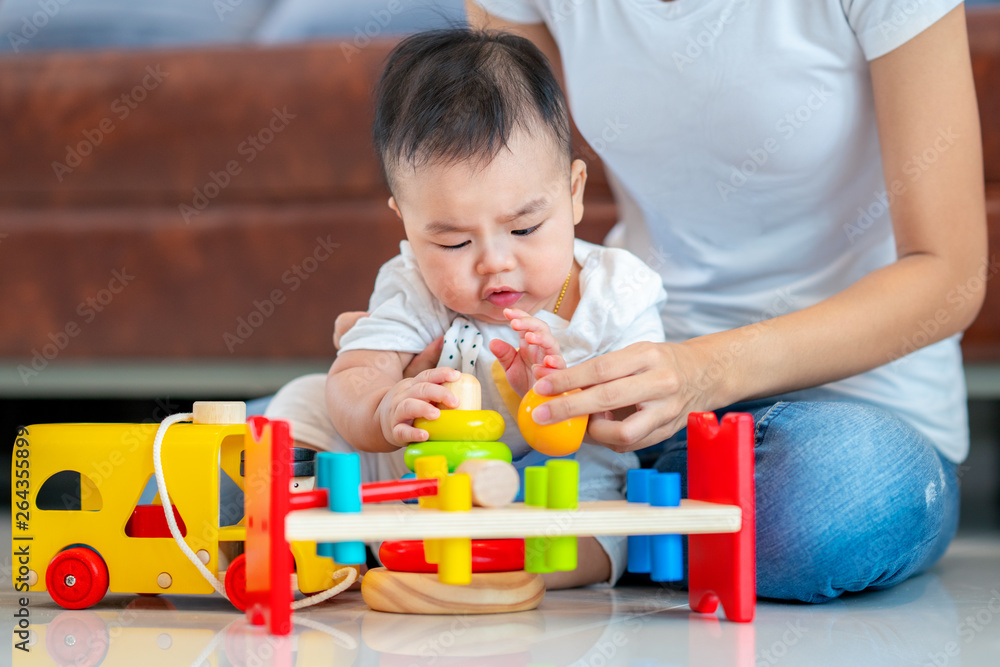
[268,28,666,588]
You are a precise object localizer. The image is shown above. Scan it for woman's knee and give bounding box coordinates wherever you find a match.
[753,401,956,601]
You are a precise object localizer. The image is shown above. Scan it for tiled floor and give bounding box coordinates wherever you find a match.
[5,526,1000,667]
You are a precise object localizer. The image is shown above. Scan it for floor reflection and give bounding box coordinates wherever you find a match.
[12,564,997,667]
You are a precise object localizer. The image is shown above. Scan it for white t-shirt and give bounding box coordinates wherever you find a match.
[338,237,667,582]
[475,0,970,462]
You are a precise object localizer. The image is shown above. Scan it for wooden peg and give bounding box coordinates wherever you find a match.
[456,459,519,508]
[439,373,481,410]
[193,401,246,425]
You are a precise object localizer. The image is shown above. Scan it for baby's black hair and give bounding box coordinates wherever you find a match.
[373,28,572,190]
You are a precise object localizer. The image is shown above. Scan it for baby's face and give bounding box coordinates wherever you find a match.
[389,130,586,325]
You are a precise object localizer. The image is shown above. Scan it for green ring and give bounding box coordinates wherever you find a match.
[404,441,512,472]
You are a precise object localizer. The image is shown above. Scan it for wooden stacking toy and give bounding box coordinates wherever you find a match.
[363,373,543,614]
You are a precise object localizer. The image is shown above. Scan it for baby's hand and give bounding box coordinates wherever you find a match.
[489,308,566,397]
[376,367,461,447]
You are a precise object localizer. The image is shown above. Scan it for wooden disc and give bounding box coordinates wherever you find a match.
[192,401,246,425]
[361,567,544,615]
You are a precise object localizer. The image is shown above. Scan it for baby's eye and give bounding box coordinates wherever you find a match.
[439,240,470,250]
[512,223,543,237]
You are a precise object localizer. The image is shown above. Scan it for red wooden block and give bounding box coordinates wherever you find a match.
[687,411,756,623]
[244,416,294,635]
[362,478,439,503]
[124,504,187,538]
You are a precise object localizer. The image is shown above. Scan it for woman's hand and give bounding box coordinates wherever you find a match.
[334,310,444,379]
[529,340,719,452]
[376,367,462,447]
[489,308,566,396]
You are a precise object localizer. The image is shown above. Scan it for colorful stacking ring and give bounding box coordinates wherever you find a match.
[414,410,505,442]
[380,539,524,573]
[404,441,512,472]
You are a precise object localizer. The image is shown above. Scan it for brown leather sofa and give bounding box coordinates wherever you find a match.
[0,8,997,381]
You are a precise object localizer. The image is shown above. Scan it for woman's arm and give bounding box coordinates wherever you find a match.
[527,5,987,451]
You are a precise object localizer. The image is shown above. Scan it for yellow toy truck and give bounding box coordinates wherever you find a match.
[11,403,341,610]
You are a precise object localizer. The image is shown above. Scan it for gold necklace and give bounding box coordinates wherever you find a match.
[552,266,574,315]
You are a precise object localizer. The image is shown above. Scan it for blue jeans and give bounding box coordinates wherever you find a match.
[649,400,960,603]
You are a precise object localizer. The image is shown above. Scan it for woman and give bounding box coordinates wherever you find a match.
[461,0,986,602]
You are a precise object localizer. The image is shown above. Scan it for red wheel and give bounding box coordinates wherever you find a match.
[225,554,247,612]
[45,548,109,610]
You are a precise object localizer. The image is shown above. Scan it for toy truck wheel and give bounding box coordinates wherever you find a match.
[46,547,109,610]
[225,554,248,612]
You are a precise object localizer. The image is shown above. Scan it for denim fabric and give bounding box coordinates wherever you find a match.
[651,400,960,603]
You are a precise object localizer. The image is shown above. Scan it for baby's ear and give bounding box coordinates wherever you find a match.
[570,159,587,225]
[388,196,403,220]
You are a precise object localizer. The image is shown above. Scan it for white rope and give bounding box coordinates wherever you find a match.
[153,412,229,599]
[291,566,358,609]
[153,413,357,610]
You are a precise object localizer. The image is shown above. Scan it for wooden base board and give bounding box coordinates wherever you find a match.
[361,567,545,615]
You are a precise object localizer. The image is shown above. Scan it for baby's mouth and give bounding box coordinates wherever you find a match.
[485,289,523,308]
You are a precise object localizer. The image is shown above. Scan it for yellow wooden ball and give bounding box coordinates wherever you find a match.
[517,388,587,457]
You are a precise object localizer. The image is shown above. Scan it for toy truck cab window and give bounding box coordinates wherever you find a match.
[36,470,103,511]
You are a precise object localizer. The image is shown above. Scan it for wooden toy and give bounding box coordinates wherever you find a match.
[626,468,655,574]
[403,441,512,471]
[11,403,348,613]
[241,410,757,633]
[316,452,365,565]
[361,568,545,615]
[627,468,683,581]
[360,477,439,503]
[517,387,588,457]
[687,411,756,623]
[650,472,684,581]
[455,458,520,508]
[413,409,505,441]
[12,390,756,634]
[522,460,580,573]
[437,372,482,410]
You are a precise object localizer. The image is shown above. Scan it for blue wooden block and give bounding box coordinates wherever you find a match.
[317,452,366,565]
[626,469,656,574]
[650,472,683,582]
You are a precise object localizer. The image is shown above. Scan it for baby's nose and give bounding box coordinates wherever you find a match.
[476,246,516,274]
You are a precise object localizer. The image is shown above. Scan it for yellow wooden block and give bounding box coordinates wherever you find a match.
[415,455,448,510]
[439,473,472,512]
[437,474,472,584]
[438,537,472,585]
[424,539,441,565]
